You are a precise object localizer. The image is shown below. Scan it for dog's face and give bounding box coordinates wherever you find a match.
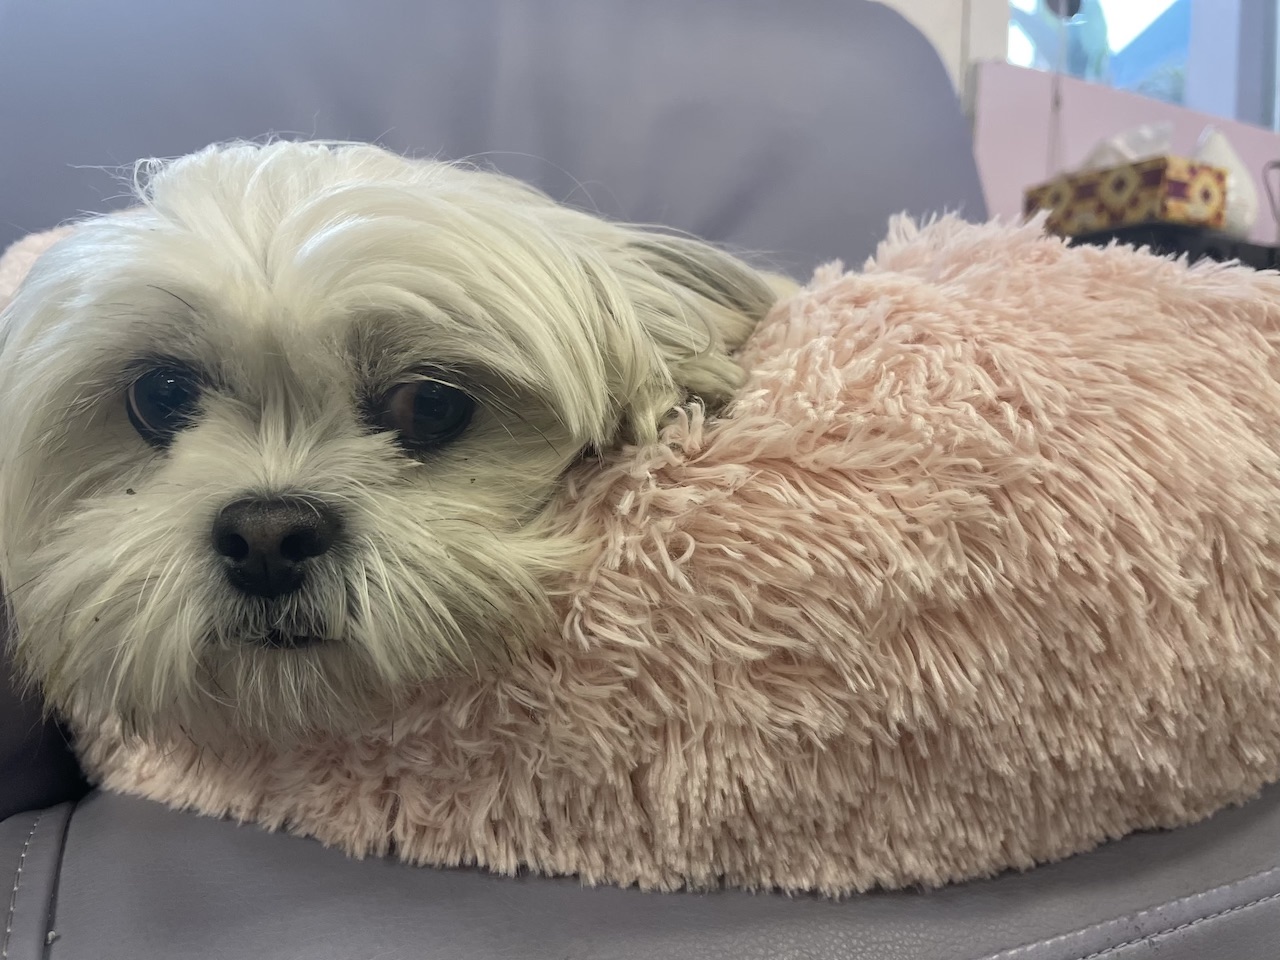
[0,141,777,742]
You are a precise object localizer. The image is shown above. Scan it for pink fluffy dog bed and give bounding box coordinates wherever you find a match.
[7,215,1280,895]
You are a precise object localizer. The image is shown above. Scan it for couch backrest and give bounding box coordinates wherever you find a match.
[0,0,985,272]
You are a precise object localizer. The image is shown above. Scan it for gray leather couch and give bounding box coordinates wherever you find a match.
[2,2,1279,957]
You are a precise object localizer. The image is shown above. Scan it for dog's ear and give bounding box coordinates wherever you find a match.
[611,233,786,444]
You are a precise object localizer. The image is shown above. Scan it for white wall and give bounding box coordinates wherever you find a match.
[879,0,1010,100]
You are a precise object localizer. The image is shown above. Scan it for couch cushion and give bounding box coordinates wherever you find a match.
[2,788,1278,960]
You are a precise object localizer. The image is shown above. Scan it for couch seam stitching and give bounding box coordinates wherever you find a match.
[40,801,79,960]
[1,815,42,960]
[1074,889,1280,960]
[974,863,1280,960]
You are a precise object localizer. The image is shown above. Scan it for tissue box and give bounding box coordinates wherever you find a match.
[1024,156,1228,236]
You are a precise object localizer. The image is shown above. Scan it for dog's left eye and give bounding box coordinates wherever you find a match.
[126,366,202,447]
[378,377,476,452]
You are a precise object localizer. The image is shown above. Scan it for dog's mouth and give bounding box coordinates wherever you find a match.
[256,629,329,650]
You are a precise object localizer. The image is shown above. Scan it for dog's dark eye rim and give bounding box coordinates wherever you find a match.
[125,360,204,447]
[368,370,477,453]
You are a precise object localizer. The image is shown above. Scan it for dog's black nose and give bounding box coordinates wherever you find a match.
[211,496,340,599]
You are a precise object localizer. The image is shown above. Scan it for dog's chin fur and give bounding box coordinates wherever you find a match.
[0,141,782,745]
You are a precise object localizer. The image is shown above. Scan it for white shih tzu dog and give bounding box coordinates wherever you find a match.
[0,140,781,743]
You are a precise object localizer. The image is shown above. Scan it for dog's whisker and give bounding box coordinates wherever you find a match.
[479,391,564,457]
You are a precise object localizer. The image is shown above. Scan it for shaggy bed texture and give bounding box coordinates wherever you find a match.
[5,216,1280,895]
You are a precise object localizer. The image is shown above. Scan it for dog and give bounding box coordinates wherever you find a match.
[0,140,783,743]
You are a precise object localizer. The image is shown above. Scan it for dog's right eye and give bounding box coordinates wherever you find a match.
[375,375,476,454]
[126,366,202,447]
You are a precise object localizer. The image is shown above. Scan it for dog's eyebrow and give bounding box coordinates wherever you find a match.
[343,314,541,412]
[343,314,479,383]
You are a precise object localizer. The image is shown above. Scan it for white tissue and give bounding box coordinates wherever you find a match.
[1079,122,1174,171]
[1194,126,1258,239]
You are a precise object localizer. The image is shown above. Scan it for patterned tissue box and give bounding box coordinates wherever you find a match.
[1024,156,1227,236]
